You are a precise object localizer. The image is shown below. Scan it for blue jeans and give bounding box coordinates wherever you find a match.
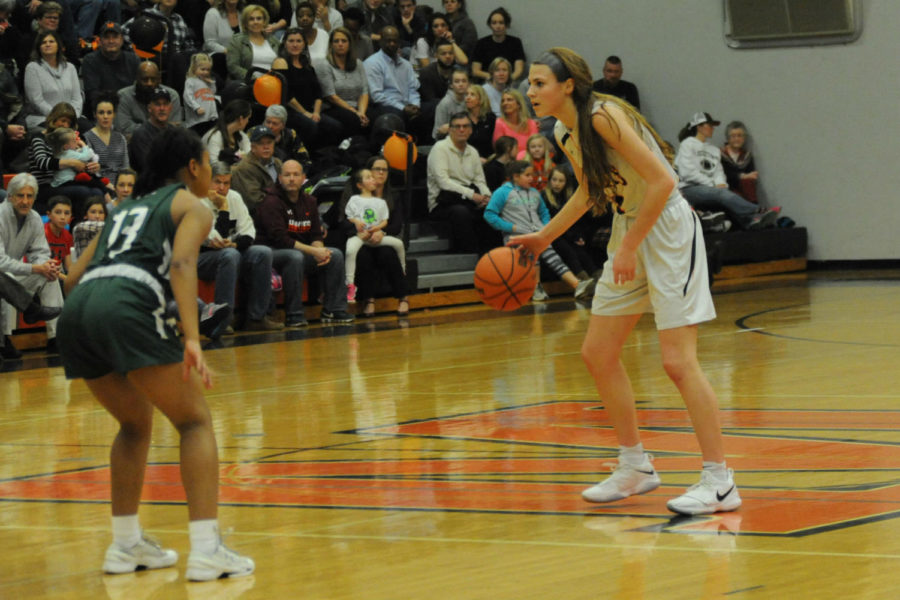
[271,247,348,320]
[197,245,273,321]
[679,184,758,229]
[69,0,121,39]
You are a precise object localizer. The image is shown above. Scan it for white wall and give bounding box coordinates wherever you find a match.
[420,0,900,260]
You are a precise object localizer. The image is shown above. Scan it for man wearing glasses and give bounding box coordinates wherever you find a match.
[426,112,498,255]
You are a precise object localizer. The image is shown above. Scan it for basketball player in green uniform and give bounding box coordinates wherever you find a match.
[57,128,255,581]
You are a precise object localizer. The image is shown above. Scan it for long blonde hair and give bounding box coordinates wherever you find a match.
[500,89,530,133]
[523,134,554,173]
[532,47,673,215]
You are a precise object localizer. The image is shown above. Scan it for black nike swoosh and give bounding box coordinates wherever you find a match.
[636,469,655,476]
[716,485,735,501]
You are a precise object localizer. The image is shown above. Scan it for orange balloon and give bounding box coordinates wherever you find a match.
[253,74,282,107]
[383,133,418,171]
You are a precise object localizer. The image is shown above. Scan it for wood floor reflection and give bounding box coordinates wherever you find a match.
[2,273,900,599]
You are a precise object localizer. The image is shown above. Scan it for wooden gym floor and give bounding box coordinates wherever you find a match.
[1,270,899,599]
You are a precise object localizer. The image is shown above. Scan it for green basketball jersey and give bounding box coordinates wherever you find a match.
[87,183,182,296]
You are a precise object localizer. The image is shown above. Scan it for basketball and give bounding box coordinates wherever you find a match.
[474,247,538,311]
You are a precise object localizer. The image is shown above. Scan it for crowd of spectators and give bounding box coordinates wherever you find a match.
[0,0,785,357]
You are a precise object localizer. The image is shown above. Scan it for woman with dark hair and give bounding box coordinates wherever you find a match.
[57,127,254,581]
[412,12,468,69]
[513,48,739,516]
[315,26,370,136]
[226,4,280,80]
[440,0,476,60]
[84,92,129,184]
[471,7,525,82]
[353,155,410,317]
[202,99,252,171]
[272,26,343,149]
[22,30,83,130]
[27,102,103,214]
[294,1,329,61]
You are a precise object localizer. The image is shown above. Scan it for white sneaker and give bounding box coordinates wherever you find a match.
[582,457,661,503]
[667,468,742,515]
[532,283,549,302]
[574,277,596,307]
[103,534,178,574]
[186,541,255,582]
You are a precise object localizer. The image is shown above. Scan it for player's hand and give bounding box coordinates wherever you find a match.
[611,246,637,285]
[183,339,213,389]
[507,232,548,261]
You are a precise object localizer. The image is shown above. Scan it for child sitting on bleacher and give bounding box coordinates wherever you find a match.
[44,196,73,282]
[343,168,406,303]
[520,134,555,192]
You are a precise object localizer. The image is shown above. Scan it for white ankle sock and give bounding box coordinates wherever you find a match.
[702,461,729,481]
[111,514,141,549]
[618,443,646,466]
[189,519,220,555]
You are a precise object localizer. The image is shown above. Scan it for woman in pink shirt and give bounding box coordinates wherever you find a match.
[492,89,538,151]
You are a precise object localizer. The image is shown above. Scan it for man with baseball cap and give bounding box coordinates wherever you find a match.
[128,87,175,173]
[81,21,141,108]
[231,125,284,214]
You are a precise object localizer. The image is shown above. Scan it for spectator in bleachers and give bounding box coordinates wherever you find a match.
[230,124,282,213]
[483,56,511,117]
[255,159,354,325]
[492,89,537,151]
[199,162,282,331]
[116,61,183,138]
[464,84,496,159]
[294,2,328,61]
[263,104,312,169]
[123,0,197,58]
[471,7,524,83]
[310,0,343,34]
[203,0,244,79]
[354,154,408,317]
[71,0,120,41]
[521,133,554,192]
[675,112,778,230]
[411,12,466,70]
[225,4,279,80]
[272,26,343,149]
[355,0,394,49]
[27,102,102,213]
[315,26,371,137]
[182,52,218,134]
[542,166,600,280]
[341,6,373,60]
[0,172,64,358]
[720,120,759,204]
[0,0,24,73]
[128,87,176,173]
[427,111,498,255]
[108,167,135,212]
[482,134,515,191]
[0,60,26,172]
[432,67,467,140]
[256,0,290,39]
[591,55,640,110]
[81,21,140,110]
[364,25,428,141]
[394,0,423,60]
[202,98,251,172]
[16,2,80,73]
[440,0,475,61]
[22,30,82,131]
[417,39,456,104]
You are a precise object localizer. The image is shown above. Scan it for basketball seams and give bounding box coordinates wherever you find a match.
[475,247,538,311]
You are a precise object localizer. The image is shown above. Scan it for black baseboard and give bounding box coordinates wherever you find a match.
[807,259,900,270]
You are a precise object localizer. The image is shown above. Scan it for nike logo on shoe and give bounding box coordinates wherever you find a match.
[636,469,655,476]
[716,485,735,502]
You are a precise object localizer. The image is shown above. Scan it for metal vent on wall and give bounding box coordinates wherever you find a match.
[724,0,861,48]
